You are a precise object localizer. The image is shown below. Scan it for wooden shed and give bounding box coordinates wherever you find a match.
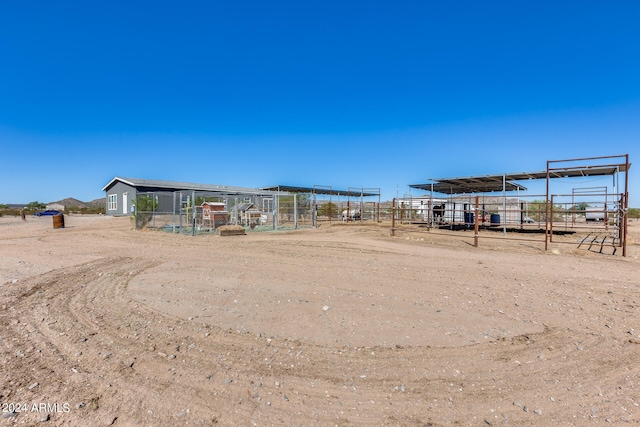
[236,202,263,226]
[202,202,228,228]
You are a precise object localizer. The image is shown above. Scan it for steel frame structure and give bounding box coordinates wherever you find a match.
[545,154,630,257]
[405,154,631,256]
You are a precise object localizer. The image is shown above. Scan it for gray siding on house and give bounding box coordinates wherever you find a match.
[102,176,288,217]
[105,182,137,216]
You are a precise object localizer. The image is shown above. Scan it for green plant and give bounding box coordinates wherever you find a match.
[25,201,46,211]
[526,199,564,221]
[317,202,338,218]
[79,206,106,215]
[133,195,159,228]
[194,196,224,206]
[576,201,589,213]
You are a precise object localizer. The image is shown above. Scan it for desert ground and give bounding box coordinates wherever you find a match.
[1,214,639,426]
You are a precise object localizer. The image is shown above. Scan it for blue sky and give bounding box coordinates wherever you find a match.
[1,1,638,206]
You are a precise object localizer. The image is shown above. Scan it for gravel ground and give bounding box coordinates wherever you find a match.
[0,214,639,426]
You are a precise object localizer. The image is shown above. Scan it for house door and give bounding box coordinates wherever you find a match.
[123,193,128,215]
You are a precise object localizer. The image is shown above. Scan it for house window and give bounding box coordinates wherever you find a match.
[108,194,117,211]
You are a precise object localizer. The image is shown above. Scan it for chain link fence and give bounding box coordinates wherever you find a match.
[311,188,382,225]
[134,190,314,235]
[134,187,385,234]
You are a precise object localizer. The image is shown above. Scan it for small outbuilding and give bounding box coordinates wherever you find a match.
[46,203,66,212]
[201,202,228,228]
[235,202,264,226]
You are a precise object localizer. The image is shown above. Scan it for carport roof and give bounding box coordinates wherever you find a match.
[410,177,526,194]
[410,164,631,195]
[261,185,380,197]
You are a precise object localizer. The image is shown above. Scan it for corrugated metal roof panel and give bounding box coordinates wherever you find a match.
[410,163,630,195]
[102,177,287,195]
[261,185,379,197]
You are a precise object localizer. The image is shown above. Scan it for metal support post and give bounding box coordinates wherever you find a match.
[391,198,396,236]
[294,193,298,229]
[474,196,479,247]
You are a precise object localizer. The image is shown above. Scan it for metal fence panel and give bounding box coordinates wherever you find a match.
[134,191,314,235]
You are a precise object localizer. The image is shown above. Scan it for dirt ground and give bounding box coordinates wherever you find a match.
[1,214,639,426]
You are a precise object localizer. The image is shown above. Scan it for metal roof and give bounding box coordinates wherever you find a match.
[411,164,631,195]
[410,178,526,194]
[261,185,380,197]
[102,177,287,196]
[235,202,255,211]
[502,165,630,180]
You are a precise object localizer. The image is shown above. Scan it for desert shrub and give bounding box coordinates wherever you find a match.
[79,206,106,215]
[133,195,158,228]
[317,202,338,218]
[527,199,564,221]
[26,201,46,211]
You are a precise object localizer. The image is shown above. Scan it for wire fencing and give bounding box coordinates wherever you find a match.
[134,190,314,235]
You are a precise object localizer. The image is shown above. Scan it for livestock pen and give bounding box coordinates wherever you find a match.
[133,185,383,235]
[133,187,311,235]
[262,185,382,226]
[395,154,631,256]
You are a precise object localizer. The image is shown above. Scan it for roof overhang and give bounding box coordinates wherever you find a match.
[102,177,287,196]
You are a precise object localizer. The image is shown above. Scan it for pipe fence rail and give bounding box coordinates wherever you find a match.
[390,190,626,255]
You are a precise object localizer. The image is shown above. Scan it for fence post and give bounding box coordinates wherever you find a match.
[179,192,184,233]
[294,193,298,229]
[549,195,554,242]
[151,193,155,229]
[474,196,479,247]
[313,192,317,228]
[391,198,396,236]
[274,195,278,230]
[191,191,196,236]
[172,192,177,233]
[134,194,138,229]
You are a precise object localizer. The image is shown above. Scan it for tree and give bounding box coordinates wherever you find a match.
[133,195,159,228]
[576,201,589,214]
[317,202,338,218]
[26,201,46,211]
[526,199,564,221]
[629,207,640,221]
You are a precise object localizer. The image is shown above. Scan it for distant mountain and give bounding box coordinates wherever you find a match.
[47,197,106,209]
[87,198,106,208]
[50,197,88,208]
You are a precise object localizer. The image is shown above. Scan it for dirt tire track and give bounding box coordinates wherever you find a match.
[2,216,640,426]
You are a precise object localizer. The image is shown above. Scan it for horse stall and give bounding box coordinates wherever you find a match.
[395,197,472,225]
[396,154,630,256]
